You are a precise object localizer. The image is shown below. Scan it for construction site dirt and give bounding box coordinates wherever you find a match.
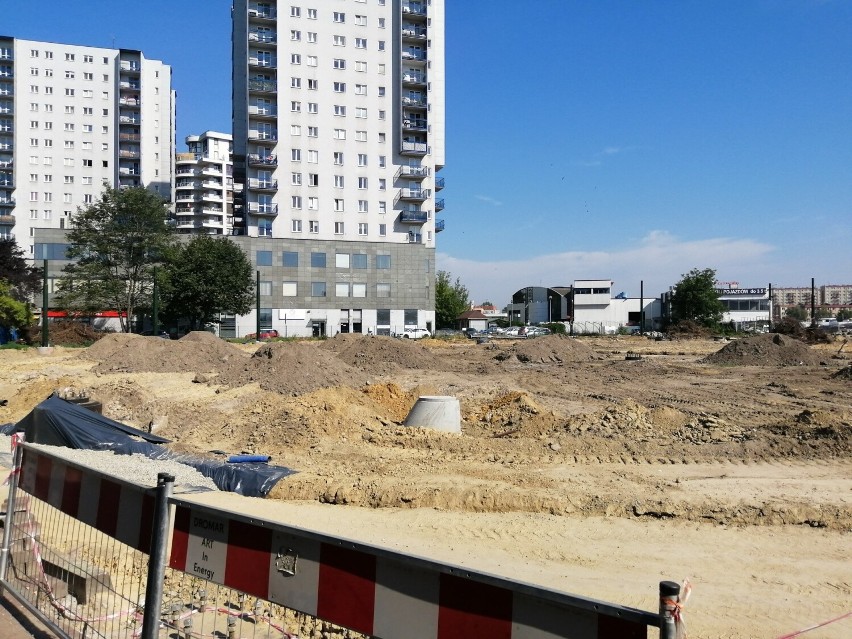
[1,332,850,639]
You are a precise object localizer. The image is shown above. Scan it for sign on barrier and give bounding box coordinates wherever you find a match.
[169,503,658,639]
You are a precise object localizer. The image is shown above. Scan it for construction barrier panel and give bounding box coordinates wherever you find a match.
[3,442,673,639]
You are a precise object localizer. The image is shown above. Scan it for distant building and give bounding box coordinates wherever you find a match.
[772,284,852,320]
[174,131,233,235]
[0,36,175,257]
[456,309,488,332]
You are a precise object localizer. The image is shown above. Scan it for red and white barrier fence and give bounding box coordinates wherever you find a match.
[169,503,659,639]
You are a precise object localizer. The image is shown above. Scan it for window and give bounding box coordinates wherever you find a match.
[308,150,318,163]
[84,72,93,80]
[30,192,38,202]
[83,107,93,115]
[358,177,368,189]
[378,63,386,75]
[307,55,317,67]
[311,252,326,268]
[65,106,74,114]
[311,282,327,297]
[63,193,72,203]
[355,61,367,72]
[355,84,366,95]
[307,32,317,43]
[291,148,301,161]
[378,86,386,97]
[291,219,302,232]
[43,193,52,203]
[291,172,302,185]
[355,15,367,26]
[336,253,350,268]
[334,105,346,116]
[336,283,350,298]
[283,251,299,267]
[291,53,301,64]
[291,124,301,135]
[30,49,38,58]
[84,194,93,204]
[376,255,391,269]
[333,35,346,47]
[282,282,298,296]
[378,156,386,168]
[65,53,75,61]
[358,200,368,212]
[307,126,318,137]
[307,8,317,19]
[291,30,301,41]
[333,152,344,165]
[64,123,74,131]
[333,58,346,70]
[290,5,300,17]
[84,55,93,63]
[334,222,344,235]
[355,107,367,119]
[378,178,386,190]
[309,220,320,233]
[352,254,368,269]
[377,283,391,298]
[83,89,93,98]
[308,196,318,209]
[333,11,345,22]
[307,79,318,90]
[291,77,301,88]
[352,283,367,298]
[307,102,318,113]
[356,130,367,142]
[355,38,367,49]
[334,128,346,140]
[63,175,73,184]
[378,110,386,120]
[291,101,301,112]
[378,18,386,28]
[334,175,344,188]
[333,81,346,93]
[256,250,273,266]
[65,88,74,96]
[378,41,385,51]
[291,195,302,209]
[29,173,38,182]
[379,223,387,236]
[379,201,387,215]
[82,159,93,167]
[308,173,319,186]
[259,281,272,296]
[30,120,38,129]
[358,223,368,236]
[334,198,344,212]
[82,177,92,185]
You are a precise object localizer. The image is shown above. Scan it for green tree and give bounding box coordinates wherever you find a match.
[0,238,42,302]
[160,236,255,331]
[435,270,470,329]
[669,267,726,328]
[784,305,808,321]
[55,186,176,333]
[0,281,33,333]
[837,309,852,321]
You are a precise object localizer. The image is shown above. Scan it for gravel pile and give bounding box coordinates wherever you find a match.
[0,435,218,493]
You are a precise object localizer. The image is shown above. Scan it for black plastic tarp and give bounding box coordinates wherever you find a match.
[11,395,295,497]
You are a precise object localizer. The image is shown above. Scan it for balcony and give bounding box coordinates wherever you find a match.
[0,124,13,133]
[401,26,427,40]
[0,214,14,225]
[401,141,428,156]
[395,165,429,181]
[120,62,141,74]
[201,180,223,189]
[402,73,427,87]
[402,96,427,109]
[402,3,427,18]
[396,188,431,203]
[119,97,140,107]
[247,178,278,191]
[249,105,278,118]
[119,116,140,125]
[119,168,140,176]
[248,7,276,20]
[118,150,140,159]
[175,181,195,190]
[435,198,444,212]
[0,105,12,115]
[202,192,223,202]
[435,176,445,191]
[249,57,277,69]
[176,194,202,202]
[247,154,277,167]
[249,31,277,44]
[119,133,141,142]
[248,202,278,215]
[248,131,278,144]
[401,51,427,62]
[0,159,12,169]
[400,211,428,224]
[248,79,276,94]
[407,232,423,244]
[0,71,13,79]
[0,180,12,188]
[435,219,445,233]
[119,80,140,90]
[0,198,14,207]
[402,118,428,132]
[201,166,223,176]
[0,86,13,97]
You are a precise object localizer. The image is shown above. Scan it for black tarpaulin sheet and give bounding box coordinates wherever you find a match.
[12,395,295,497]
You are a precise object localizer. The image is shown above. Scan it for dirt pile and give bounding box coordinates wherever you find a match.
[48,321,111,346]
[464,391,563,438]
[216,340,369,395]
[84,332,247,374]
[702,334,824,366]
[320,333,443,374]
[832,364,852,380]
[494,335,597,364]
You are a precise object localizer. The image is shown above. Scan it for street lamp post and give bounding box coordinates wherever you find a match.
[548,295,552,324]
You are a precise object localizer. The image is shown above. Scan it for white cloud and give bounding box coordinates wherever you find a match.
[436,231,801,306]
[474,194,503,207]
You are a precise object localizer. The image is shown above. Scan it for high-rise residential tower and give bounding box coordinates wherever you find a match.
[230,0,445,337]
[175,131,234,235]
[0,36,175,257]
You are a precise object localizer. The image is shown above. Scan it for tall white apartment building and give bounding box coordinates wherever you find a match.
[230,0,445,337]
[0,36,175,257]
[175,131,234,235]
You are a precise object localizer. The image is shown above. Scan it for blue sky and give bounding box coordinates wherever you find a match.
[5,1,851,305]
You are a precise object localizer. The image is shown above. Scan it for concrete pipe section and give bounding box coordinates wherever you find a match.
[403,396,461,433]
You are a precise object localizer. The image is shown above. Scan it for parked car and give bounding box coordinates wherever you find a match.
[400,328,431,339]
[246,329,279,339]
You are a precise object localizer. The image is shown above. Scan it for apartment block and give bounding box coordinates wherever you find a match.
[0,36,175,257]
[174,131,234,234]
[230,0,445,337]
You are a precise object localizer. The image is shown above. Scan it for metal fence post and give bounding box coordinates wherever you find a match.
[0,441,24,593]
[659,580,681,639]
[140,473,174,639]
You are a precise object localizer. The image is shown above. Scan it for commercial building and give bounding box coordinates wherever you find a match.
[229,0,446,337]
[0,36,175,257]
[174,131,234,235]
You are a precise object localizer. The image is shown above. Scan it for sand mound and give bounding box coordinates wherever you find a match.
[703,334,823,366]
[216,340,369,395]
[832,364,852,380]
[494,335,596,364]
[84,332,247,374]
[319,333,442,374]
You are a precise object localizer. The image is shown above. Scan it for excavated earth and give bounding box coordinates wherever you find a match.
[1,332,851,639]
